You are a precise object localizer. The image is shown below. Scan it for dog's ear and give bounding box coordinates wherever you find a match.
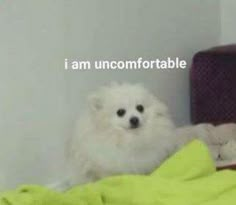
[156,102,168,116]
[105,81,119,87]
[88,94,103,111]
[151,96,169,117]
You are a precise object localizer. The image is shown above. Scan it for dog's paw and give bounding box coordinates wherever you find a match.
[219,139,236,160]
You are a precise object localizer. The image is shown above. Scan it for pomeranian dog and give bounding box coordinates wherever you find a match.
[67,83,177,185]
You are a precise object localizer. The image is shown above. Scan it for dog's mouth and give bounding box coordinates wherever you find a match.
[129,124,141,129]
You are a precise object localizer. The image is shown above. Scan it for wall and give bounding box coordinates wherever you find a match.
[220,0,236,44]
[0,0,220,189]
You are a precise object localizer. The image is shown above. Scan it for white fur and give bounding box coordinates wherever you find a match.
[176,123,236,161]
[220,139,236,160]
[67,83,177,185]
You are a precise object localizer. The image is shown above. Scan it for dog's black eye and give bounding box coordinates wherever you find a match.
[136,104,144,113]
[117,109,126,117]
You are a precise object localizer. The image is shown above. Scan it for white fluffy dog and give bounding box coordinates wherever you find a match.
[67,83,177,185]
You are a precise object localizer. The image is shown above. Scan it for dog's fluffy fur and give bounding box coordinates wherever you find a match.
[67,83,177,184]
[176,123,236,161]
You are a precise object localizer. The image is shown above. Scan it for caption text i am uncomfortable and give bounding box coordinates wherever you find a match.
[64,57,187,70]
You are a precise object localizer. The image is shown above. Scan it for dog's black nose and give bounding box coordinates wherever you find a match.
[129,117,139,128]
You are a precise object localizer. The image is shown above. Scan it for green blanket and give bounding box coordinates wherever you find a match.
[1,140,236,205]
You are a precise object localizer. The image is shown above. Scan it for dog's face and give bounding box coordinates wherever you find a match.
[88,83,173,132]
[107,95,147,130]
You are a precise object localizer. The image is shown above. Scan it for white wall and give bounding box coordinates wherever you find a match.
[0,0,220,189]
[220,0,236,44]
[65,0,221,126]
[0,0,67,189]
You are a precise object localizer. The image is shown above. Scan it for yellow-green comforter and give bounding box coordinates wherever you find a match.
[1,140,236,205]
